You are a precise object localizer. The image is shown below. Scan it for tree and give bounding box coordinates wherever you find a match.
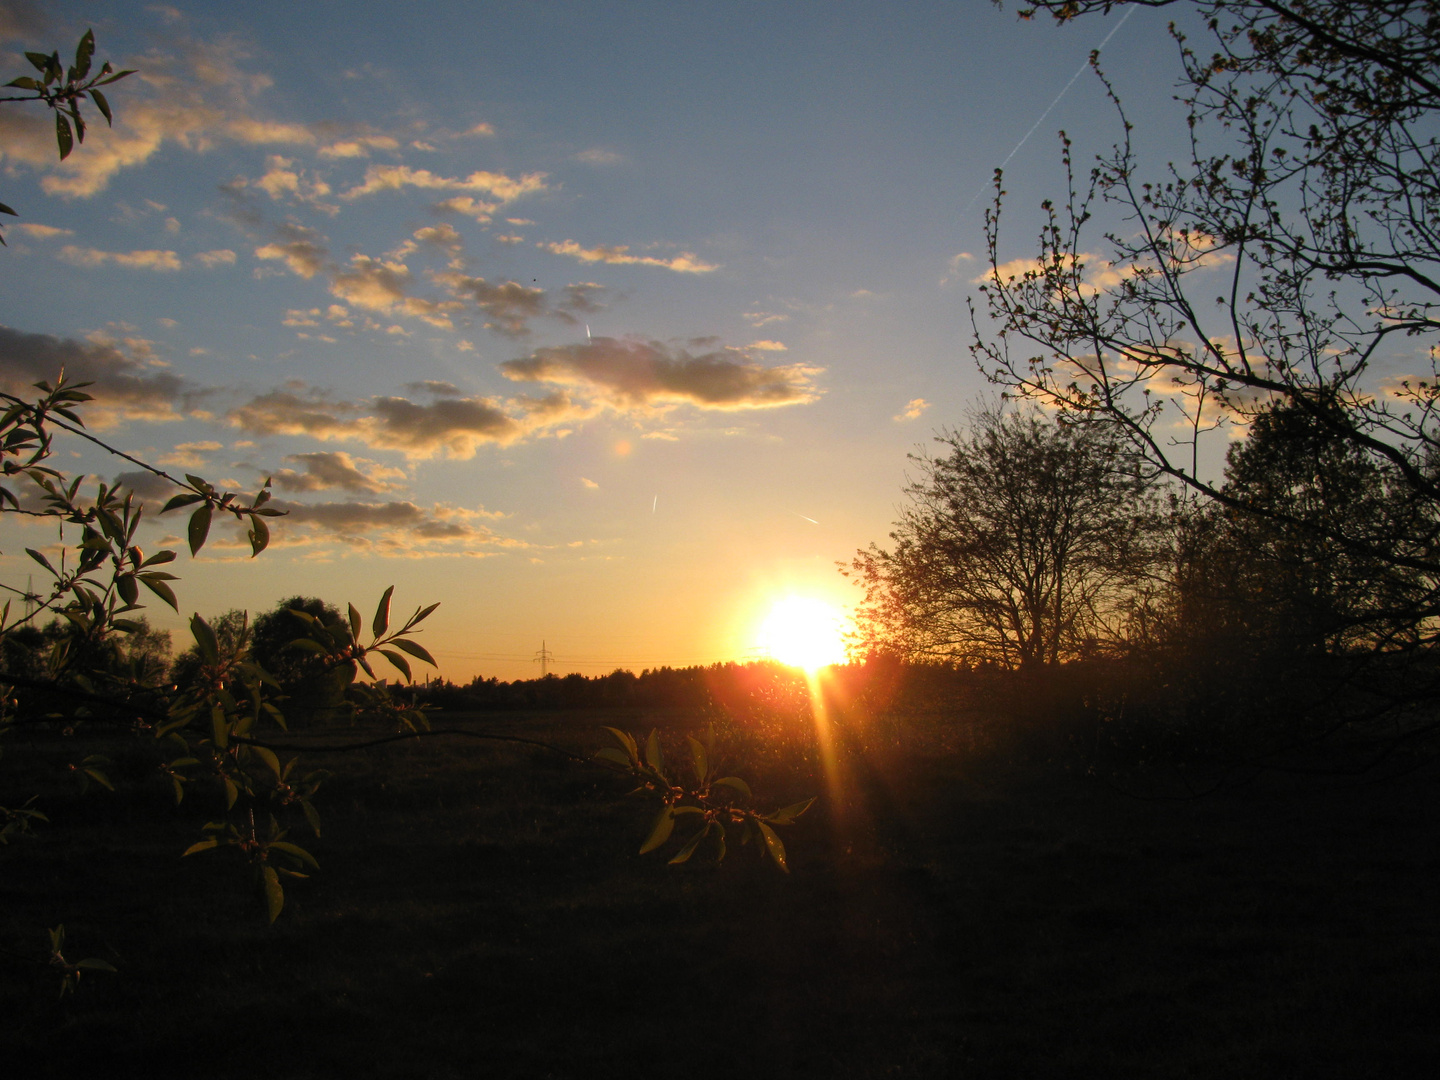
[849,406,1162,669]
[975,1,1440,661]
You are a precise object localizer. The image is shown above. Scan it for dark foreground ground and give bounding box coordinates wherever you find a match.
[3,709,1439,1078]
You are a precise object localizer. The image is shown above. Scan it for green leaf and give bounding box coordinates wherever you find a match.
[56,113,73,159]
[73,29,95,81]
[373,585,394,636]
[687,735,708,785]
[75,958,116,974]
[757,821,789,872]
[268,840,320,870]
[405,602,440,628]
[160,493,204,514]
[25,52,49,72]
[190,613,219,663]
[301,799,322,838]
[248,514,269,557]
[5,76,40,90]
[139,575,178,610]
[182,837,219,857]
[644,729,663,774]
[251,745,281,779]
[668,824,708,865]
[89,86,111,125]
[24,547,54,574]
[82,768,114,792]
[222,776,238,809]
[262,865,284,924]
[378,648,411,681]
[389,637,436,666]
[347,603,362,642]
[594,747,632,768]
[141,549,177,567]
[602,726,639,764]
[639,806,675,854]
[116,574,138,605]
[765,798,816,825]
[187,503,212,556]
[712,776,752,799]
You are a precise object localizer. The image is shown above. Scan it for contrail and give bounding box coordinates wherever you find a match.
[957,4,1139,223]
[794,512,819,525]
[652,494,657,514]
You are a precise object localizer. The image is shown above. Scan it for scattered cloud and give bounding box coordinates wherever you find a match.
[254,222,329,278]
[500,337,821,413]
[0,325,190,426]
[462,122,495,137]
[247,154,338,213]
[431,196,498,222]
[159,440,223,468]
[894,397,930,421]
[744,310,788,327]
[270,451,406,494]
[255,497,524,557]
[581,477,599,489]
[0,36,317,199]
[195,249,237,268]
[318,134,400,159]
[576,148,622,165]
[10,223,73,239]
[343,165,547,202]
[541,239,718,273]
[58,245,182,271]
[747,340,787,351]
[226,381,542,459]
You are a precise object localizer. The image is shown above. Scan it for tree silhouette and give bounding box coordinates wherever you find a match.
[850,407,1162,668]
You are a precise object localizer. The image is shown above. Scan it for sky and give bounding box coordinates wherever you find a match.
[0,0,1198,680]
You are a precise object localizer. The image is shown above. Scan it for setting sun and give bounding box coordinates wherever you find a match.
[756,596,849,671]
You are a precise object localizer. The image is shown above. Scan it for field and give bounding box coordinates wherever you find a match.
[3,707,1439,1078]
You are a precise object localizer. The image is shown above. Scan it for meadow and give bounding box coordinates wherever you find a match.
[4,702,1438,1078]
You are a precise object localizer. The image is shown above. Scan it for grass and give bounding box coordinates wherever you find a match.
[3,707,1439,1078]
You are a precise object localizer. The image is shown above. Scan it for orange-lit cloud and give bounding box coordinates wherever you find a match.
[343,165,547,202]
[500,337,821,412]
[894,398,930,421]
[541,239,718,273]
[58,245,182,271]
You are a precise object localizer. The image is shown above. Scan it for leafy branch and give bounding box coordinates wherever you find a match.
[0,29,134,243]
[597,726,816,872]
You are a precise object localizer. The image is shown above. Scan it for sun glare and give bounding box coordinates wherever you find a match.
[756,596,848,671]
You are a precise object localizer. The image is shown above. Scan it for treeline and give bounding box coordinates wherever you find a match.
[848,402,1440,759]
[410,657,978,716]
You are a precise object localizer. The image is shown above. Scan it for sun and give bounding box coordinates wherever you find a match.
[756,595,848,672]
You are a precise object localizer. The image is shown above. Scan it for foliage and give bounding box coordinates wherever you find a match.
[849,406,1164,669]
[596,725,814,872]
[0,29,133,243]
[976,1,1440,659]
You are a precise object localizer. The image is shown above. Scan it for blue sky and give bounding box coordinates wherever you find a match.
[0,1,1195,678]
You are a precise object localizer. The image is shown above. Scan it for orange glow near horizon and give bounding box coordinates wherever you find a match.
[755,595,848,672]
